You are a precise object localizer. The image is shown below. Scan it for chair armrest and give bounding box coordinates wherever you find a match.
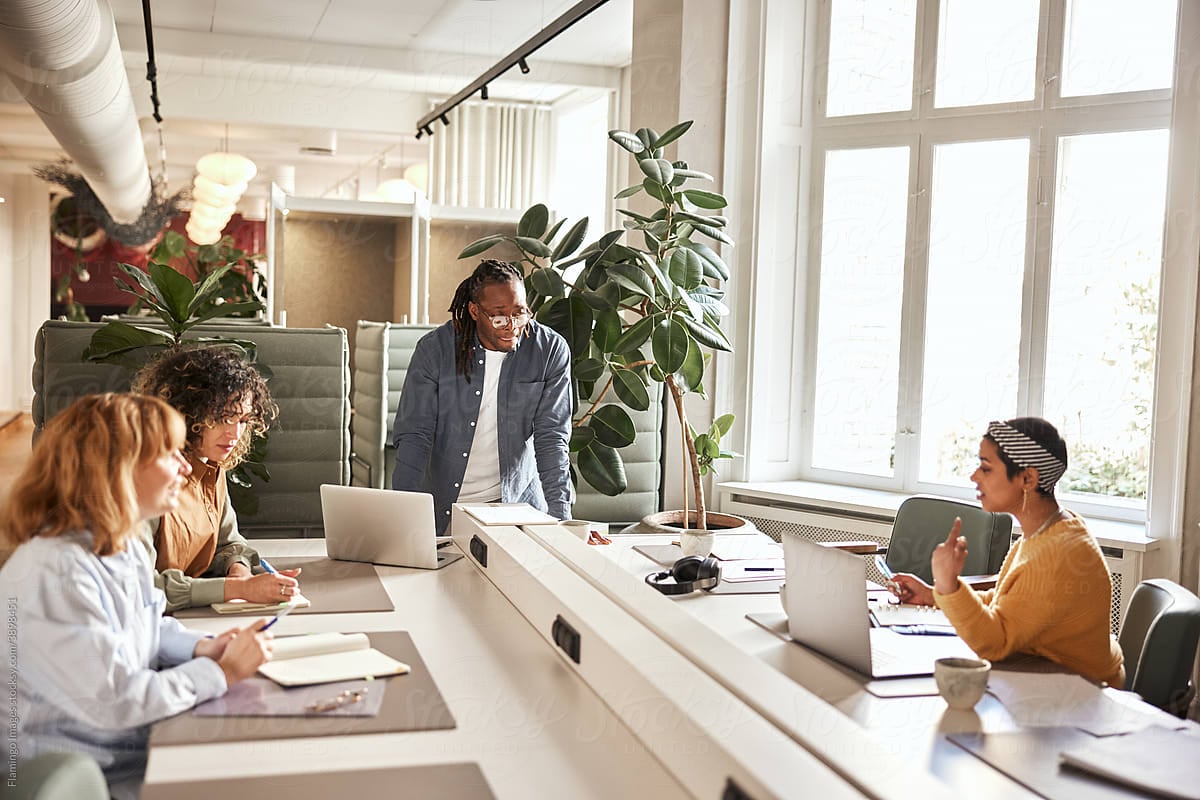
[962,574,998,591]
[819,540,884,555]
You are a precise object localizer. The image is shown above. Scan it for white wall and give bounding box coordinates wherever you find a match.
[1,175,50,412]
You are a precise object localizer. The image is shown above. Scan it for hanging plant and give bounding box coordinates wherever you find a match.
[34,159,186,247]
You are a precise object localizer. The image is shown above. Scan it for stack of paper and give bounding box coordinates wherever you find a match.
[987,672,1185,735]
[461,503,557,526]
[869,603,951,627]
[720,559,786,583]
[259,632,410,686]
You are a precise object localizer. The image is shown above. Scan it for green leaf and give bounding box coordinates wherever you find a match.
[676,336,704,393]
[713,413,735,437]
[643,179,673,205]
[517,204,550,238]
[679,290,705,323]
[691,221,733,246]
[652,317,688,373]
[635,127,659,151]
[612,368,651,410]
[513,236,553,258]
[673,168,713,182]
[608,129,645,154]
[148,263,197,325]
[570,426,597,453]
[677,211,726,228]
[577,440,627,496]
[527,267,565,298]
[591,404,636,448]
[612,314,657,355]
[187,264,235,317]
[609,263,654,299]
[683,240,730,281]
[667,248,704,290]
[459,235,504,259]
[541,295,594,358]
[649,363,666,382]
[82,322,174,362]
[116,262,163,301]
[574,356,605,383]
[190,301,265,327]
[592,309,623,352]
[616,208,655,225]
[638,158,675,185]
[552,217,589,261]
[688,291,729,317]
[682,189,728,210]
[654,120,693,149]
[542,217,566,245]
[679,313,732,352]
[614,184,643,199]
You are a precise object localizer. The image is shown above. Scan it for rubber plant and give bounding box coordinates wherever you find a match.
[459,120,737,530]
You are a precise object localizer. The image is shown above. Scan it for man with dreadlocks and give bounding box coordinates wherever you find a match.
[392,259,572,533]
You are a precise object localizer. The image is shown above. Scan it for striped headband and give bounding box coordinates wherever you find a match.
[986,420,1067,492]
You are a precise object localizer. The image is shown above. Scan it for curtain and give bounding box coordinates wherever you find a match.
[429,101,551,209]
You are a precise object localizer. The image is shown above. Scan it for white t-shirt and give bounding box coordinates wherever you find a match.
[457,348,506,503]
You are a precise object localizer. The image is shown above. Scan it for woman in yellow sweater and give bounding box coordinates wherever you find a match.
[891,417,1124,687]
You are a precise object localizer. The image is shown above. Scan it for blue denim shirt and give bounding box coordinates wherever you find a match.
[392,320,573,532]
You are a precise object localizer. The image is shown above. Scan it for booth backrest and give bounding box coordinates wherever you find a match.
[353,321,436,489]
[352,321,662,524]
[32,320,350,537]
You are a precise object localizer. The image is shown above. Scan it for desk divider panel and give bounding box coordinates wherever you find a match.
[449,507,879,800]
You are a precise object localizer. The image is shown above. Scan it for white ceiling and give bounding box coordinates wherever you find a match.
[0,0,631,204]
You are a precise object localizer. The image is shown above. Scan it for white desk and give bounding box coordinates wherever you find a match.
[144,538,691,799]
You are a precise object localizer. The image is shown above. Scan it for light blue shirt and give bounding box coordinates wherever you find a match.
[392,320,573,532]
[0,531,226,787]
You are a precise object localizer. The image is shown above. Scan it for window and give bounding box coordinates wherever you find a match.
[804,0,1178,520]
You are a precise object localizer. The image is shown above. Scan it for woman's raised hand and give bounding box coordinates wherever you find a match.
[930,517,968,595]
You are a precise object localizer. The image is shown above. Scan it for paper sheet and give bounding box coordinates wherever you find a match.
[211,592,311,615]
[461,503,557,526]
[1059,724,1200,799]
[987,672,1185,736]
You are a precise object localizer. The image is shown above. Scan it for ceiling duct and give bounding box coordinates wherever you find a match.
[300,129,337,157]
[0,0,152,224]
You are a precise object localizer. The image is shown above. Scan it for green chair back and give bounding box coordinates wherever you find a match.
[885,496,1014,584]
[1118,578,1200,716]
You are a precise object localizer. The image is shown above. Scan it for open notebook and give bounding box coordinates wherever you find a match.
[211,593,311,615]
[259,632,411,686]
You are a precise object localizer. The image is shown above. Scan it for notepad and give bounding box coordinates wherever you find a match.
[461,503,557,526]
[259,632,411,687]
[869,602,951,627]
[1059,725,1200,799]
[211,592,311,615]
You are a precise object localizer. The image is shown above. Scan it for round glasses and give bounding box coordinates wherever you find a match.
[484,312,530,329]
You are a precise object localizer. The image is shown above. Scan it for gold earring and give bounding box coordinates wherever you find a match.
[1021,487,1028,513]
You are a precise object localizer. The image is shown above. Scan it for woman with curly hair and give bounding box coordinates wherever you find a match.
[132,346,300,611]
[0,394,272,796]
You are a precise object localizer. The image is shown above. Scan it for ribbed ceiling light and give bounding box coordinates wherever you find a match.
[185,151,257,245]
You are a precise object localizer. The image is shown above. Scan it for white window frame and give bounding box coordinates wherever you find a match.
[796,0,1176,524]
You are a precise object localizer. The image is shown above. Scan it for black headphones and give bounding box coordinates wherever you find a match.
[645,555,722,595]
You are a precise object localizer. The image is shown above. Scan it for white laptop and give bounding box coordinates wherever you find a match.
[320,485,463,570]
[781,533,974,678]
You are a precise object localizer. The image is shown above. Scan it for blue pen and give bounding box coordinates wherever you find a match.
[260,602,294,632]
[260,558,277,574]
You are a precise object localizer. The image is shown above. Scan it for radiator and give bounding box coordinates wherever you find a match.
[722,493,1138,635]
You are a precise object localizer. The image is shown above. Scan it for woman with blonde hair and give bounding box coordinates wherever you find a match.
[132,345,300,611]
[0,393,272,796]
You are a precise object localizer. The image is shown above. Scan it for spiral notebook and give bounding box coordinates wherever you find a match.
[210,592,311,615]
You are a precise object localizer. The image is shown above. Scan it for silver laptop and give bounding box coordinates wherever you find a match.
[320,485,462,569]
[781,533,974,678]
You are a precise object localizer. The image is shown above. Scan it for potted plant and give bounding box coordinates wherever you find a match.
[460,120,739,549]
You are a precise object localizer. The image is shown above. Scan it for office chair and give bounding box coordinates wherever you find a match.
[1118,578,1200,717]
[882,496,1013,586]
[9,752,108,800]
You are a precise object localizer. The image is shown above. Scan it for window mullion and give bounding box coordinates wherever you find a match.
[1021,125,1055,417]
[896,135,931,492]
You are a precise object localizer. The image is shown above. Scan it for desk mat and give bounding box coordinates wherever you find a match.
[150,631,454,745]
[949,727,1150,800]
[141,762,495,800]
[176,557,394,617]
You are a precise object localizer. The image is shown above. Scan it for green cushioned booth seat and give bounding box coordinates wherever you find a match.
[32,320,350,537]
